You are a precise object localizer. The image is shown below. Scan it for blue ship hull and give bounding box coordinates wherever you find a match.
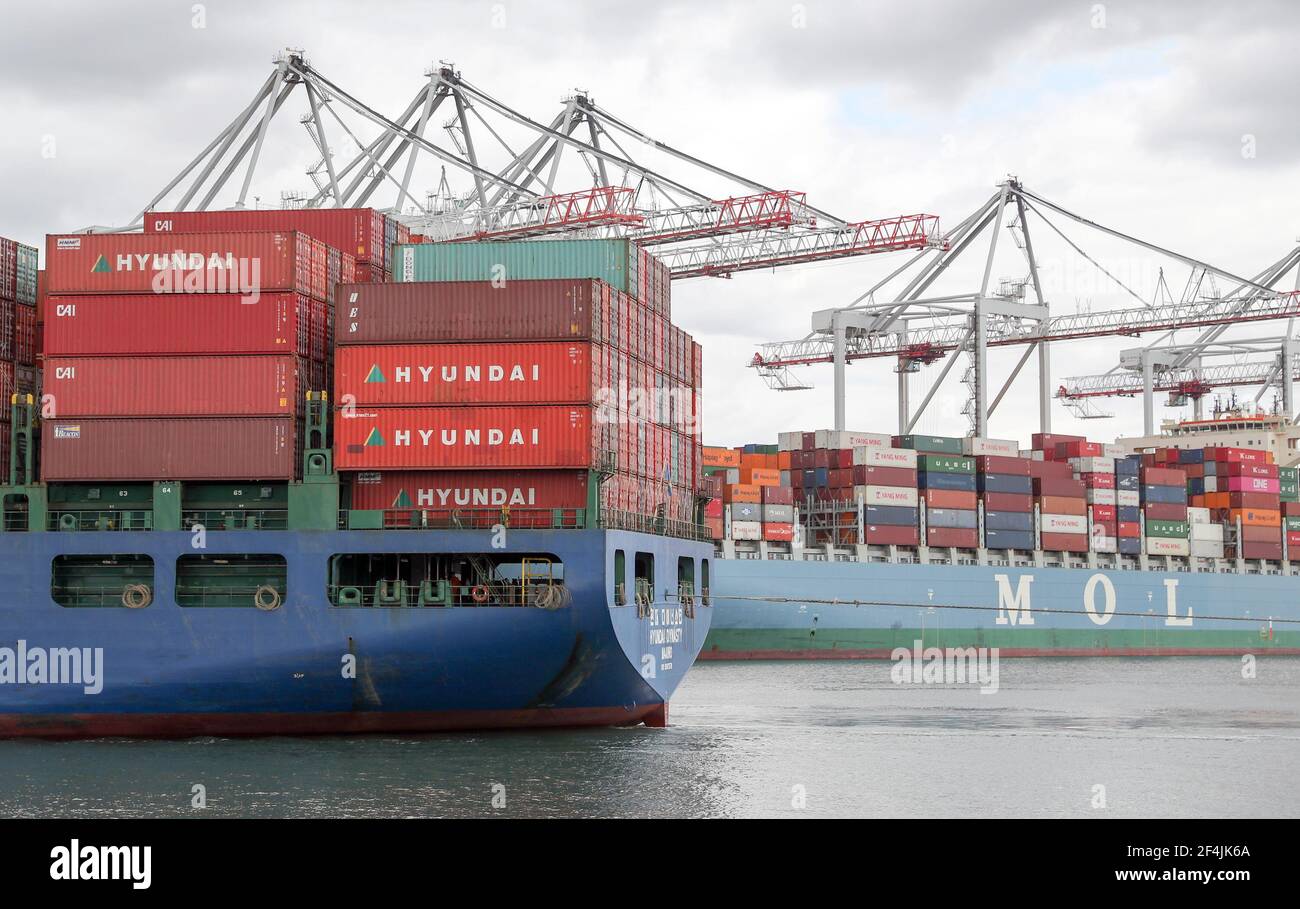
[704,557,1300,659]
[0,528,712,737]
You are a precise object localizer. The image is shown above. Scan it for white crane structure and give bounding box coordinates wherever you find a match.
[749,178,1300,438]
[115,50,940,278]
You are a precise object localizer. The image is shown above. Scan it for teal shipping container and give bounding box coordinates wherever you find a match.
[394,238,643,293]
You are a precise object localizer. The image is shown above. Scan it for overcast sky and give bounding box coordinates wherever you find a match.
[2,0,1298,446]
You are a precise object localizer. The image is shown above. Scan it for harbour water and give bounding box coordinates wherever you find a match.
[1,658,1296,819]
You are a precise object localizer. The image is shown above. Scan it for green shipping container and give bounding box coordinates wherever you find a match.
[393,238,643,291]
[917,455,975,474]
[893,434,966,455]
[1285,516,1300,532]
[1146,519,1190,538]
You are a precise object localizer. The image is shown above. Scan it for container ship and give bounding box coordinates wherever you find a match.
[0,224,713,737]
[700,426,1300,659]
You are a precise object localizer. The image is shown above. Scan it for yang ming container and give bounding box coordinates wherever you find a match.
[335,342,599,406]
[41,417,296,481]
[43,355,304,417]
[335,279,602,345]
[43,292,309,356]
[335,405,598,470]
[44,232,323,298]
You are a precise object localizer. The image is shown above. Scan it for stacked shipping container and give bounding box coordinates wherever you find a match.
[40,230,353,480]
[0,237,40,471]
[334,245,701,526]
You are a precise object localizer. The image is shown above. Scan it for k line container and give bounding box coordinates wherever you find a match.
[42,292,310,356]
[43,355,303,417]
[335,279,604,345]
[45,232,322,298]
[335,405,599,470]
[41,417,296,481]
[336,342,603,406]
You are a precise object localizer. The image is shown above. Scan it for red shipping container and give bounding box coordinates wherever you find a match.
[43,355,302,417]
[924,489,977,510]
[1032,432,1083,450]
[1041,531,1089,552]
[761,485,794,505]
[1091,504,1117,522]
[1034,477,1085,496]
[1206,446,1270,464]
[1284,502,1300,517]
[1241,524,1281,543]
[146,208,386,263]
[41,416,296,481]
[1083,474,1115,489]
[336,342,610,406]
[1141,467,1186,486]
[335,405,601,470]
[42,292,309,356]
[1055,440,1103,459]
[347,468,589,511]
[763,523,794,542]
[975,455,1030,476]
[1223,491,1284,509]
[1287,531,1300,549]
[852,465,918,487]
[927,528,978,548]
[1142,503,1188,521]
[1230,543,1283,560]
[1223,462,1279,478]
[1028,460,1074,479]
[1117,521,1141,537]
[981,492,1033,512]
[335,279,605,346]
[864,524,920,546]
[45,232,317,297]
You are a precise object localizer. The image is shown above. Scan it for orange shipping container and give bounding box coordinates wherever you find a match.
[703,446,741,468]
[723,483,762,504]
[740,467,780,486]
[1038,495,1087,516]
[777,451,792,470]
[1225,508,1281,527]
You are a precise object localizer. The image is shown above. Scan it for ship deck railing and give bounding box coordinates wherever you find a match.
[48,510,155,532]
[336,507,713,542]
[183,509,290,531]
[327,581,566,609]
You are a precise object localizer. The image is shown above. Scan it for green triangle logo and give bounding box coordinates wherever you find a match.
[364,364,386,383]
[391,489,413,508]
[91,254,111,273]
[364,427,385,446]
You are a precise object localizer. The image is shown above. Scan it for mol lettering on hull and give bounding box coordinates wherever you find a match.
[702,559,1298,659]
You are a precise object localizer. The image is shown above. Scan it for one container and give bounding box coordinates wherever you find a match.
[41,417,296,481]
[41,292,310,356]
[45,231,321,298]
[347,468,589,511]
[43,355,303,417]
[336,342,601,406]
[335,279,604,346]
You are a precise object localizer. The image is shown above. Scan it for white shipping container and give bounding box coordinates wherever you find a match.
[724,468,740,484]
[1203,476,1218,493]
[1189,523,1224,542]
[730,520,762,541]
[854,446,919,468]
[1188,506,1211,525]
[1145,537,1190,557]
[1026,450,1044,461]
[1085,489,1116,506]
[1117,490,1140,507]
[1091,536,1117,553]
[856,485,919,507]
[1102,444,1126,459]
[780,470,791,487]
[816,429,890,450]
[963,437,1020,456]
[778,431,803,452]
[1042,514,1088,534]
[1070,457,1114,474]
[1189,539,1225,558]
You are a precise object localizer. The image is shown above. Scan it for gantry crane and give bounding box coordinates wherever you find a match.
[750,177,1300,437]
[115,50,938,279]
